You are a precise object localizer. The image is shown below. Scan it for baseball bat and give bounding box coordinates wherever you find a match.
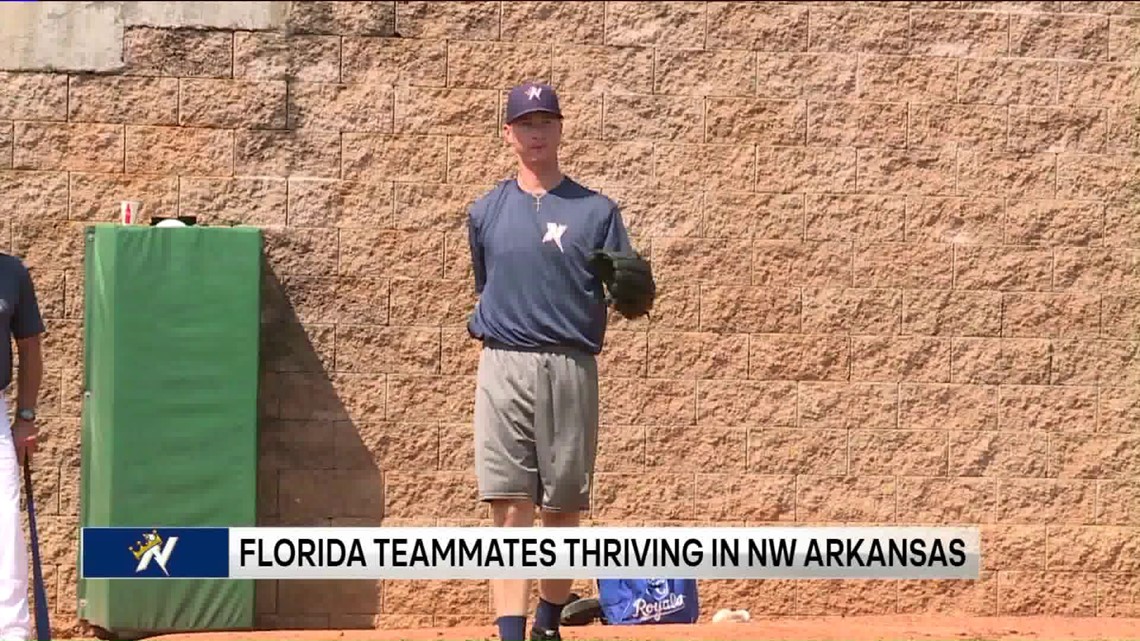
[22,455,51,641]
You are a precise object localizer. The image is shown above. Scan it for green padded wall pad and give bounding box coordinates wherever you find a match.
[78,224,262,636]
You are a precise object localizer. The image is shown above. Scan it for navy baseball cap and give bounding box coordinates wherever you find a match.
[505,82,562,124]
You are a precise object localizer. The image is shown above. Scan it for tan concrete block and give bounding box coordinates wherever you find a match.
[1010,13,1110,60]
[748,429,847,475]
[344,134,447,183]
[850,336,952,383]
[386,375,474,423]
[706,98,805,145]
[753,240,853,288]
[552,45,654,94]
[605,94,703,143]
[910,9,1010,57]
[999,571,1097,615]
[810,101,906,148]
[1010,105,1108,153]
[998,478,1097,524]
[382,470,482,519]
[288,81,393,132]
[652,237,752,285]
[696,380,797,427]
[952,337,1052,385]
[234,32,341,81]
[287,179,394,228]
[853,242,954,289]
[0,72,66,121]
[603,187,701,238]
[500,2,604,44]
[647,331,747,380]
[858,147,957,196]
[14,122,122,173]
[655,49,754,96]
[262,227,338,276]
[693,474,795,522]
[903,290,1003,337]
[388,279,475,326]
[896,477,997,524]
[339,230,443,278]
[286,1,395,35]
[179,176,287,226]
[757,145,856,193]
[949,431,1049,477]
[0,170,68,223]
[751,334,850,382]
[756,53,857,100]
[1058,60,1139,105]
[123,26,233,77]
[647,426,746,473]
[909,104,1008,149]
[445,136,513,186]
[600,378,696,426]
[449,41,551,90]
[334,326,441,375]
[341,37,446,85]
[799,382,898,430]
[954,246,1053,291]
[797,475,896,522]
[959,58,1059,105]
[125,125,231,176]
[68,75,177,125]
[1002,292,1100,338]
[394,1,499,40]
[802,288,901,335]
[593,473,693,520]
[808,6,909,53]
[605,1,705,48]
[1099,386,1140,432]
[1052,432,1140,478]
[805,194,904,242]
[658,143,755,191]
[69,172,177,221]
[1055,246,1140,291]
[897,573,997,616]
[698,285,801,333]
[858,55,957,102]
[234,130,340,178]
[706,2,808,50]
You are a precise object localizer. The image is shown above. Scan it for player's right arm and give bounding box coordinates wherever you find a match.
[468,202,487,296]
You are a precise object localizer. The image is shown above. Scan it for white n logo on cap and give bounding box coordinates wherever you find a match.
[526,86,542,100]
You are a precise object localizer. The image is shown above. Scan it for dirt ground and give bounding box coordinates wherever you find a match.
[138,616,1140,641]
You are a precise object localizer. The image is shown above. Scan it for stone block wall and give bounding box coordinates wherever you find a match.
[1,1,1138,636]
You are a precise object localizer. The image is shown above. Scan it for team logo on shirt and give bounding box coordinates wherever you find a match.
[543,222,567,252]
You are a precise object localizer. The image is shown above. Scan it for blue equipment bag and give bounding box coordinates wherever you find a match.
[596,578,700,625]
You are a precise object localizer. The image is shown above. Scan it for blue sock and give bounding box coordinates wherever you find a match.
[535,598,564,632]
[497,615,527,641]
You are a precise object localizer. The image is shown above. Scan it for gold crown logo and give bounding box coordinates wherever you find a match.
[129,530,163,560]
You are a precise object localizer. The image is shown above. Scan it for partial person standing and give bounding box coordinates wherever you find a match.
[466,82,634,641]
[0,253,45,641]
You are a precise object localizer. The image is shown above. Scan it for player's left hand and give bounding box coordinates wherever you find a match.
[12,418,37,466]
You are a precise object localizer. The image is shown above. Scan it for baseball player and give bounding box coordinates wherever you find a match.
[0,254,45,641]
[466,82,634,641]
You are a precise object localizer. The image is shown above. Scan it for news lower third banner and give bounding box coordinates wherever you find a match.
[81,526,982,581]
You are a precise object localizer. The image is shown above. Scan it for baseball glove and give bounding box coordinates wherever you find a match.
[589,248,656,320]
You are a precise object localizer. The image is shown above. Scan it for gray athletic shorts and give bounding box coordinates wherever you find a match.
[473,341,599,512]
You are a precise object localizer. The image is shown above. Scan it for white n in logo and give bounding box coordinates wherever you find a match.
[137,537,179,576]
[542,222,568,252]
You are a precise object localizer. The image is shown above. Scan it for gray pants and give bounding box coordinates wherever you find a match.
[473,342,599,512]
